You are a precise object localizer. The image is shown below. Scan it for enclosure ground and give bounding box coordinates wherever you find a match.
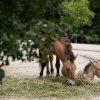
[1,43,100,100]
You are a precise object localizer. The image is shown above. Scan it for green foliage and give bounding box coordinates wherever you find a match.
[90,0,100,36]
[63,0,100,44]
[61,0,94,27]
[0,0,63,57]
[0,0,95,60]
[33,20,64,51]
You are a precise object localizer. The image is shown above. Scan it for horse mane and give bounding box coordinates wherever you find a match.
[84,63,91,74]
[61,33,75,62]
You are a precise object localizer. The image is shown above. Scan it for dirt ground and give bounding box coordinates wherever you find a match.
[1,43,100,100]
[1,43,100,81]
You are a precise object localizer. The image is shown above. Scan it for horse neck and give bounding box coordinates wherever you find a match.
[52,40,66,61]
[83,64,95,80]
[52,39,75,64]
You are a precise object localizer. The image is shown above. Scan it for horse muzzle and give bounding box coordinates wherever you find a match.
[67,79,76,86]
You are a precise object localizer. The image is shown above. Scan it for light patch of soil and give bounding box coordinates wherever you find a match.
[1,52,100,81]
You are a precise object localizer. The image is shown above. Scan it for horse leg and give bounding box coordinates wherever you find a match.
[5,58,9,65]
[40,62,46,77]
[49,55,54,74]
[46,58,50,75]
[39,50,46,77]
[55,57,60,77]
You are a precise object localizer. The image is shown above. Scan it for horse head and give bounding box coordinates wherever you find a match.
[89,59,100,78]
[61,59,76,86]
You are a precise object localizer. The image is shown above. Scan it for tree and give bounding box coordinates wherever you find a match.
[89,0,100,41]
[0,0,94,61]
[69,0,100,43]
[61,0,94,27]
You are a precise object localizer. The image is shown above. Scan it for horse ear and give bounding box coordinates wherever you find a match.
[89,59,97,66]
[89,59,93,63]
[90,60,100,69]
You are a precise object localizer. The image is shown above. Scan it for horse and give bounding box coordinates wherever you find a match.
[39,37,77,86]
[39,40,76,77]
[77,59,100,80]
[39,33,76,76]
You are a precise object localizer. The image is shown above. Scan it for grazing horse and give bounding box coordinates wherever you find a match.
[77,59,100,80]
[39,38,76,86]
[39,33,76,77]
[55,33,76,77]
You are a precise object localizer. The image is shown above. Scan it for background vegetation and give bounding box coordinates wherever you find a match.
[70,0,100,44]
[0,0,99,59]
[0,1,100,98]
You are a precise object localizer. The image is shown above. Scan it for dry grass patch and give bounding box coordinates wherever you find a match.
[0,76,100,98]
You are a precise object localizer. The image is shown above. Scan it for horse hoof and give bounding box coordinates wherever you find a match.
[51,69,54,74]
[40,73,43,77]
[56,74,60,77]
[46,71,50,75]
[51,71,54,75]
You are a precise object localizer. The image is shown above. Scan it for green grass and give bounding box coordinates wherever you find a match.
[0,76,100,98]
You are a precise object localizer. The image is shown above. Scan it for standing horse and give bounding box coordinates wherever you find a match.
[56,33,76,77]
[39,38,76,86]
[77,59,100,80]
[39,33,76,77]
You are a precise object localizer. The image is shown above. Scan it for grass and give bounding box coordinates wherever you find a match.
[0,76,100,98]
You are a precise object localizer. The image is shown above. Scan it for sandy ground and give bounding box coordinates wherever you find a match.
[1,43,100,81]
[1,43,100,100]
[1,55,89,77]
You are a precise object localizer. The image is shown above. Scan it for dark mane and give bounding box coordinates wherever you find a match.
[61,33,75,62]
[84,63,91,74]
